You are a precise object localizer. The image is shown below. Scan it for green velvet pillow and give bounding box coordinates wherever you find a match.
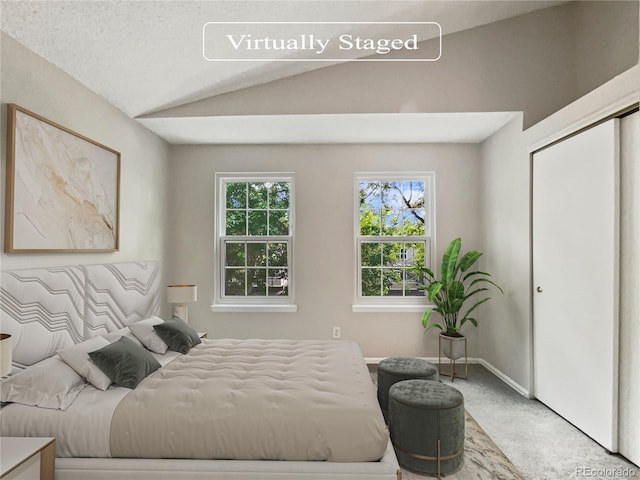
[153,317,201,354]
[88,336,161,389]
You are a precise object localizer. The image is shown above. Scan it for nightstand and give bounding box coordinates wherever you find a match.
[0,437,55,480]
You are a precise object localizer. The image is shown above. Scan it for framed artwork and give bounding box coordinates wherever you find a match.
[4,104,120,253]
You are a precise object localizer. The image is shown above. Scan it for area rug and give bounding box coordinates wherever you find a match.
[399,410,525,480]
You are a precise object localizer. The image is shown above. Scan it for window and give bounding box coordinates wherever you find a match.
[214,174,295,312]
[354,173,435,311]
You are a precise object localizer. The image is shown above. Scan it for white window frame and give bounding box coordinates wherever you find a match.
[352,172,436,313]
[212,173,296,313]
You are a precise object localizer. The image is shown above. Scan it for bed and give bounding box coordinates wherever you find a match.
[0,261,400,480]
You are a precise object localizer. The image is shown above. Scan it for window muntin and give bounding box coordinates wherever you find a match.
[360,241,426,296]
[224,181,290,236]
[356,176,434,301]
[223,241,288,296]
[217,176,293,304]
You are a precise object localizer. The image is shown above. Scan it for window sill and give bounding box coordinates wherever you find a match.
[211,304,298,313]
[351,304,432,313]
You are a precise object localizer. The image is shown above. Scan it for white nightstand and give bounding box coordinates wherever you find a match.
[0,437,55,480]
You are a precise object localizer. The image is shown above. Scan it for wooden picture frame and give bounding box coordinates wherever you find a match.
[4,104,120,253]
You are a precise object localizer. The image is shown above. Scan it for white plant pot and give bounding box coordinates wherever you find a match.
[440,333,466,360]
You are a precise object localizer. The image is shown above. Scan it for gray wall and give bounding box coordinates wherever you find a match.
[151,1,638,129]
[167,143,482,358]
[0,34,171,276]
[574,0,639,98]
[479,114,531,390]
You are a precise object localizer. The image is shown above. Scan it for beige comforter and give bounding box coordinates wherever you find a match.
[110,339,388,462]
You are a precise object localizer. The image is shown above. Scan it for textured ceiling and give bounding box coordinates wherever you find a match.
[1,0,566,119]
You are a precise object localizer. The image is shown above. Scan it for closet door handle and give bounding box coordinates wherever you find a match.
[536,286,543,293]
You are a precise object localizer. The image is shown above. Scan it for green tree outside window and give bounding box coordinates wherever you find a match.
[223,181,291,297]
[359,180,428,297]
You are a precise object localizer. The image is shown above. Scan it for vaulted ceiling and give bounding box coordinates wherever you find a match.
[1,0,566,119]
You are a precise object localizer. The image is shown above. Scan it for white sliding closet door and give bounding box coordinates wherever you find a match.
[619,110,640,465]
[533,119,619,452]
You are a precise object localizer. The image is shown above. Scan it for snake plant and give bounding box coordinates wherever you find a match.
[415,238,503,335]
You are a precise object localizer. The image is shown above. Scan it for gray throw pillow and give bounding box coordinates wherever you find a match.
[88,336,161,389]
[153,317,202,354]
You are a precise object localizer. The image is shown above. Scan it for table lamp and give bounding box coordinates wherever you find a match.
[166,284,197,323]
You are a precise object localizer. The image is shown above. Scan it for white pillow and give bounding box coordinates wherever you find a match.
[0,355,86,410]
[129,316,169,354]
[58,336,112,390]
[102,327,144,348]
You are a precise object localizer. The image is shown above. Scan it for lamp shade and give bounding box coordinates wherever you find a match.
[0,333,12,377]
[166,285,197,304]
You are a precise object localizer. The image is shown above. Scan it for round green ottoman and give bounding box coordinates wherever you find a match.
[389,379,464,478]
[377,357,438,421]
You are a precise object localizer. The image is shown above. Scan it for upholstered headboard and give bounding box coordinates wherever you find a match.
[0,261,160,371]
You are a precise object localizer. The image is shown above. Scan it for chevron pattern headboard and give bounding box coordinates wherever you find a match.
[0,261,160,372]
[83,262,160,338]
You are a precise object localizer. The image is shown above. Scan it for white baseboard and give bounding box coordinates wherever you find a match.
[365,356,482,365]
[365,356,531,399]
[476,359,532,398]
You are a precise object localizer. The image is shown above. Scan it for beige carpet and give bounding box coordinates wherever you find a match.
[400,410,525,480]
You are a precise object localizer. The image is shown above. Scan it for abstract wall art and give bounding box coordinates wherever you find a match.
[4,104,120,252]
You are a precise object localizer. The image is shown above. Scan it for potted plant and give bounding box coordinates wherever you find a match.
[414,237,503,359]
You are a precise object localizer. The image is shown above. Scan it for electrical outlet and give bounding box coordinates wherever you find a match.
[332,326,341,339]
